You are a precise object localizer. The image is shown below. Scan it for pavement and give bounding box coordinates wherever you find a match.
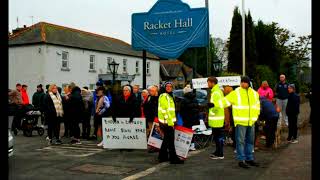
[8,124,311,180]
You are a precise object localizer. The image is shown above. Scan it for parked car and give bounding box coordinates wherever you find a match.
[173,89,208,114]
[8,130,14,157]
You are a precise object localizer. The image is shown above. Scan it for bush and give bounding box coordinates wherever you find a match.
[252,65,277,90]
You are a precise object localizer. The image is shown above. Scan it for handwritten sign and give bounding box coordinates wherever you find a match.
[174,126,194,159]
[192,76,241,89]
[102,118,147,149]
[147,122,163,149]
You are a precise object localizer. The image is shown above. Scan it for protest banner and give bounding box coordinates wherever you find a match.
[192,76,241,89]
[174,126,194,159]
[147,121,163,149]
[102,118,147,149]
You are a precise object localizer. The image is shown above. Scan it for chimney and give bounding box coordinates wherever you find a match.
[12,25,28,34]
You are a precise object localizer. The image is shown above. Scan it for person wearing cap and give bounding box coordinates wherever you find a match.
[286,84,300,144]
[207,77,227,159]
[180,84,199,151]
[222,76,260,168]
[158,81,184,164]
[32,84,45,110]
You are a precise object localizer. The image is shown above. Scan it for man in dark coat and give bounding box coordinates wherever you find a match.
[180,86,200,129]
[69,86,85,144]
[112,85,139,122]
[143,85,159,135]
[32,84,45,109]
[286,84,300,144]
[133,85,142,117]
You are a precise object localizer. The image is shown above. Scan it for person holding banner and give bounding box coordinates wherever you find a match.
[207,77,227,160]
[158,81,184,164]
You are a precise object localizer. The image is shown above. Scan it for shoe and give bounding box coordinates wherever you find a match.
[239,161,250,169]
[291,139,298,144]
[55,139,62,145]
[48,139,53,145]
[97,141,103,147]
[234,149,237,154]
[170,159,184,164]
[70,139,78,144]
[210,154,224,160]
[158,158,169,163]
[189,143,196,151]
[245,160,260,167]
[75,141,82,145]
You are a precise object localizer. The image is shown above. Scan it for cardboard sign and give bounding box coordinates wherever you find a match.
[192,76,241,89]
[147,122,163,149]
[102,118,147,149]
[174,126,194,159]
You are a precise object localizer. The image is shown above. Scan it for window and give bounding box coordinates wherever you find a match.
[146,62,150,75]
[135,61,140,74]
[89,55,96,71]
[107,57,112,73]
[123,59,127,73]
[61,51,69,70]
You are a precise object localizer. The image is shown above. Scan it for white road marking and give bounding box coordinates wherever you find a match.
[122,148,207,180]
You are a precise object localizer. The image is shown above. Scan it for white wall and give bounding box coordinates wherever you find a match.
[9,44,160,98]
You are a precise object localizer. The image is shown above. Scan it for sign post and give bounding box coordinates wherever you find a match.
[132,0,209,59]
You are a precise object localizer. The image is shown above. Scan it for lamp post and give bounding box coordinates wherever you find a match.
[242,0,246,76]
[108,59,119,85]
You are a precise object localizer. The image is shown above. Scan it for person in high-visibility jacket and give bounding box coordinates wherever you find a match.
[207,77,228,160]
[158,81,184,164]
[223,76,260,169]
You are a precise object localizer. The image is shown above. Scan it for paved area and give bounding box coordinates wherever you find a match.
[9,125,311,180]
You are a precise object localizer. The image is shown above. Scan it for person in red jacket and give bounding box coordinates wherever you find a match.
[21,84,30,105]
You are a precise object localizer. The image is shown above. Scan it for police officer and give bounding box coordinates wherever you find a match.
[158,81,184,164]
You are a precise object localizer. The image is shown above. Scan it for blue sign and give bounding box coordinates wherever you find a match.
[132,0,209,59]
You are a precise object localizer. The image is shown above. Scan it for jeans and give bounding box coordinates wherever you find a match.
[276,99,288,126]
[287,114,298,140]
[235,125,255,161]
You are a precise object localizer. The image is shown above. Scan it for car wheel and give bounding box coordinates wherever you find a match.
[37,128,45,136]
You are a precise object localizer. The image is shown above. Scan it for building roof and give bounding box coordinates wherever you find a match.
[9,22,159,60]
[160,60,202,78]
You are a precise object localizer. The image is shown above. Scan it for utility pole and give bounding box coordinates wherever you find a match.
[242,0,246,76]
[205,0,211,76]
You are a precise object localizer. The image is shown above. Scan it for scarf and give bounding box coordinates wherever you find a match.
[49,92,64,117]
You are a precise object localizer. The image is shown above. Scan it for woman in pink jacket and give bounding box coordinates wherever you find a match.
[257,81,274,101]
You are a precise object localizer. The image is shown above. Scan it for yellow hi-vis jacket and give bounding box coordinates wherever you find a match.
[208,84,225,128]
[158,93,176,126]
[223,87,260,127]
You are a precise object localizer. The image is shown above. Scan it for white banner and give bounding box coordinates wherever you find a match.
[102,118,147,149]
[192,76,241,89]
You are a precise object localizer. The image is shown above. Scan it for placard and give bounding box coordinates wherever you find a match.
[102,118,147,149]
[192,76,241,89]
[174,126,194,159]
[147,122,163,149]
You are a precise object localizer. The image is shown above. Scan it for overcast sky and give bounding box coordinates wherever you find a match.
[9,0,311,44]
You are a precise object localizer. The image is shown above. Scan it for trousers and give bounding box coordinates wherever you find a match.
[235,125,255,161]
[287,114,298,140]
[265,117,278,147]
[158,124,179,162]
[276,99,288,126]
[212,127,225,157]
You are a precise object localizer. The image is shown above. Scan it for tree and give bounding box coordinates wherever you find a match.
[227,7,243,74]
[245,11,258,78]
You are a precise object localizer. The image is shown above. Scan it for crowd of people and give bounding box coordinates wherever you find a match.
[8,73,302,167]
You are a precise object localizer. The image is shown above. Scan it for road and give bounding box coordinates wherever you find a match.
[8,125,311,180]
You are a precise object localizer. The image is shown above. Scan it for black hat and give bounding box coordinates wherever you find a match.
[37,84,43,88]
[241,76,250,84]
[96,81,103,86]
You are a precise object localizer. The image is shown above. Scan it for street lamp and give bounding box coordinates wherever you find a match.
[108,59,119,85]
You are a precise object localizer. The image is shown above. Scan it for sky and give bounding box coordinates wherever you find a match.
[9,0,311,44]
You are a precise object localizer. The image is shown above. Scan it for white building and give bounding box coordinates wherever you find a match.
[9,22,160,96]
